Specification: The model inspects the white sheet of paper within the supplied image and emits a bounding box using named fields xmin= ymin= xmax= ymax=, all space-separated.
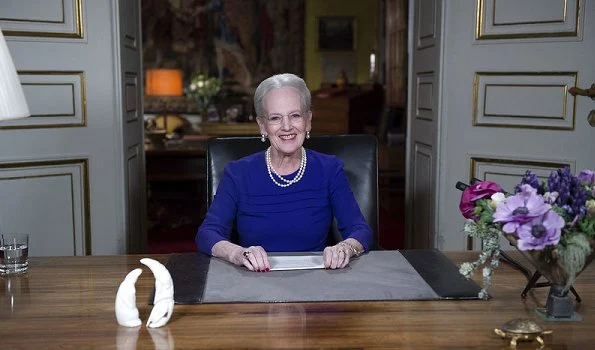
xmin=268 ymin=255 xmax=325 ymax=271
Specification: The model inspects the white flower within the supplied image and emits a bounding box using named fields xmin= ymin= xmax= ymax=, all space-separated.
xmin=543 ymin=191 xmax=559 ymax=204
xmin=489 ymin=192 xmax=506 ymax=209
xmin=482 ymin=267 xmax=491 ymax=278
xmin=459 ymin=262 xmax=474 ymax=277
xmin=185 ymin=74 xmax=222 ymax=111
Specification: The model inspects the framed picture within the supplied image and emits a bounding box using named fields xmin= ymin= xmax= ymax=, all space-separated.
xmin=318 ymin=16 xmax=356 ymax=51
xmin=225 ymin=104 xmax=244 ymax=122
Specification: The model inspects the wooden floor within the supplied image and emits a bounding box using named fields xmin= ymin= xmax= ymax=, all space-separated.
xmin=1 ymin=252 xmax=594 ymax=348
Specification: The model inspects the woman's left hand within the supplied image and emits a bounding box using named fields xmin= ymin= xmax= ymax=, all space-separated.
xmin=323 ymin=244 xmax=351 ymax=269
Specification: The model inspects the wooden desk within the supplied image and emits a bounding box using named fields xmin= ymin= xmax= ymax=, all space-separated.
xmin=1 ymin=252 xmax=593 ymax=348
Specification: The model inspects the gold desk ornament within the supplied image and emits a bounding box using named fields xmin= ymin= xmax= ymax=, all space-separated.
xmin=336 ymin=70 xmax=348 ymax=89
xmin=494 ymin=318 xmax=552 ymax=348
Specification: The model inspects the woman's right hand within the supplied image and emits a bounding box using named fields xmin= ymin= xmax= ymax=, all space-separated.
xmin=235 ymin=245 xmax=270 ymax=272
xmin=212 ymin=241 xmax=270 ymax=272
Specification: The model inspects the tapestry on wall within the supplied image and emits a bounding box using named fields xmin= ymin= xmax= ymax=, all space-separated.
xmin=142 ymin=0 xmax=305 ymax=98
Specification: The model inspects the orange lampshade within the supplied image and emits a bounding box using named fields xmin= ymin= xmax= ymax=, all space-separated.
xmin=145 ymin=68 xmax=183 ymax=96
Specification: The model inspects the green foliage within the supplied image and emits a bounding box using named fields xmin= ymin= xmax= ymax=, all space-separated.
xmin=578 ymin=216 xmax=595 ymax=238
xmin=551 ymin=205 xmax=573 ymax=223
xmin=185 ymin=74 xmax=222 ymax=111
xmin=557 ymin=232 xmax=592 ymax=291
xmin=464 ymin=219 xmax=499 ymax=240
xmin=474 ymin=199 xmax=495 ymax=225
xmin=460 ymin=220 xmax=501 ymax=300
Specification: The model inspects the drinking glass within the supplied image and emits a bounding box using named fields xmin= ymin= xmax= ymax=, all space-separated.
xmin=0 ymin=233 xmax=29 ymax=275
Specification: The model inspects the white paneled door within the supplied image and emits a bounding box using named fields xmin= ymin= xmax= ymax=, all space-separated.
xmin=408 ymin=0 xmax=595 ymax=250
xmin=406 ymin=0 xmax=443 ymax=249
xmin=118 ymin=0 xmax=147 ymax=254
xmin=0 ymin=1 xmax=145 ymax=255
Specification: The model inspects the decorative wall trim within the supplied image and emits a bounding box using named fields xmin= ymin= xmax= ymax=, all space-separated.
xmin=127 ymin=145 xmax=141 ymax=253
xmin=412 ymin=142 xmax=433 ymax=248
xmin=125 ymin=73 xmax=139 ymax=122
xmin=415 ymin=71 xmax=435 ymax=121
xmin=476 ymin=0 xmax=581 ymax=40
xmin=416 ymin=0 xmax=437 ymax=49
xmin=0 ymin=71 xmax=87 ymax=130
xmin=123 ymin=0 xmax=138 ymax=50
xmin=0 ymin=0 xmax=84 ymax=39
xmin=473 ymin=72 xmax=577 ymax=130
xmin=0 ymin=158 xmax=91 ymax=255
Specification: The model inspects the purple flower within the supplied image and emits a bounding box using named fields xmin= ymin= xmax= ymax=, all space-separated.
xmin=514 ymin=170 xmax=544 ymax=194
xmin=578 ymin=170 xmax=595 ymax=186
xmin=515 ymin=210 xmax=564 ymax=250
xmin=493 ymin=185 xmax=551 ymax=235
xmin=546 ymin=167 xmax=589 ymax=217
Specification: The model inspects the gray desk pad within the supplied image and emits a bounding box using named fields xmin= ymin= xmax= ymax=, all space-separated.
xmin=162 ymin=249 xmax=481 ymax=304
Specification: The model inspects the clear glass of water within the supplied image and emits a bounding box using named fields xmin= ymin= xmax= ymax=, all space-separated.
xmin=0 ymin=233 xmax=29 ymax=275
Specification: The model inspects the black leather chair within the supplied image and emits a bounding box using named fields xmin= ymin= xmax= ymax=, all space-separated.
xmin=205 ymin=134 xmax=378 ymax=250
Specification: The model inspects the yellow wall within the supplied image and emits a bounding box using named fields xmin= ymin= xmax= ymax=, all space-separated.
xmin=304 ymin=0 xmax=378 ymax=90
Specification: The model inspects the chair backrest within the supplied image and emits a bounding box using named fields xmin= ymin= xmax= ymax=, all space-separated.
xmin=206 ymin=134 xmax=378 ymax=249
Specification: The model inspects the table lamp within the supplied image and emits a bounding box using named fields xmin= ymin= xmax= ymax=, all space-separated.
xmin=0 ymin=26 xmax=30 ymax=121
xmin=145 ymin=68 xmax=184 ymax=136
xmin=0 ymin=26 xmax=30 ymax=257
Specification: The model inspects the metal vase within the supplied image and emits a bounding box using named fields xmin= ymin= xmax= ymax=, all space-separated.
xmin=504 ymin=234 xmax=595 ymax=319
xmin=545 ymin=284 xmax=574 ymax=318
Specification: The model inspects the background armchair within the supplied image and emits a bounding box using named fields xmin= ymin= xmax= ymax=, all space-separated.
xmin=206 ymin=134 xmax=378 ymax=249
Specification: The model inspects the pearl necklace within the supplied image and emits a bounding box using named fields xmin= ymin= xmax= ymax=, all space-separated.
xmin=265 ymin=146 xmax=307 ymax=187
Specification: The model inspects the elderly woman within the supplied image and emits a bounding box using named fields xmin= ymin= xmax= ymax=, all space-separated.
xmin=196 ymin=73 xmax=373 ymax=271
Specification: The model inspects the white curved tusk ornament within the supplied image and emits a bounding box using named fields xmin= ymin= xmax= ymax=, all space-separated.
xmin=140 ymin=258 xmax=175 ymax=328
xmin=115 ymin=268 xmax=143 ymax=327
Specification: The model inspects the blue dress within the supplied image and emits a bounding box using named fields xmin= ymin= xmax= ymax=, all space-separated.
xmin=195 ymin=149 xmax=373 ymax=254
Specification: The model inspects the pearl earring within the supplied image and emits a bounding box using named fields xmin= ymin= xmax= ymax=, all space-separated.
xmin=261 ymin=134 xmax=266 ymax=143
xmin=306 ymin=131 xmax=310 ymax=139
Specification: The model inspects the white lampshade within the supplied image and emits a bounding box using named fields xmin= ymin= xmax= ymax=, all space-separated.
xmin=0 ymin=26 xmax=30 ymax=120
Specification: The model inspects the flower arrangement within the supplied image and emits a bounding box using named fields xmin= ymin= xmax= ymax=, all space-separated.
xmin=184 ymin=73 xmax=222 ymax=114
xmin=458 ymin=167 xmax=595 ymax=299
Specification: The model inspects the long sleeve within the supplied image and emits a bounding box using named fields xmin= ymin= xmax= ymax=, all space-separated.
xmin=328 ymin=159 xmax=373 ymax=252
xmin=195 ymin=150 xmax=373 ymax=254
xmin=195 ymin=165 xmax=238 ymax=254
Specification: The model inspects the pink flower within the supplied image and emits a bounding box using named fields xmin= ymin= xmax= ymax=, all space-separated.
xmin=459 ymin=181 xmax=504 ymax=220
